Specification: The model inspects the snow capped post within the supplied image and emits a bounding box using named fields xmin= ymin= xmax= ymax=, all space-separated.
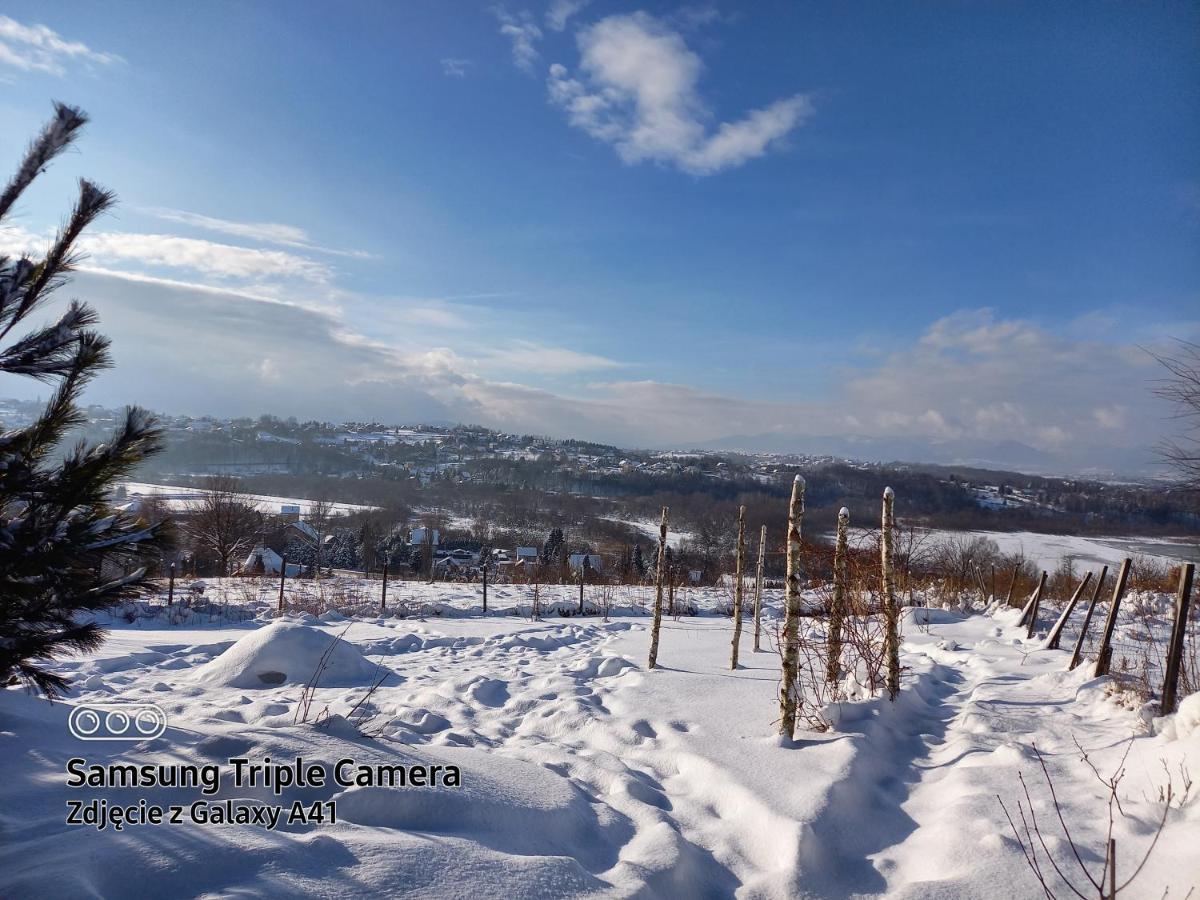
xmin=828 ymin=507 xmax=850 ymax=684
xmin=730 ymin=505 xmax=746 ymax=669
xmin=780 ymin=475 xmax=805 ymax=737
xmin=753 ymin=525 xmax=766 ymax=652
xmin=881 ymin=487 xmax=900 ymax=701
xmin=648 ymin=506 xmax=669 ymax=669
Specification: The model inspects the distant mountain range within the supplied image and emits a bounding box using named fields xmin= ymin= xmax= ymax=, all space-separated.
xmin=671 ymin=433 xmax=1159 ymax=479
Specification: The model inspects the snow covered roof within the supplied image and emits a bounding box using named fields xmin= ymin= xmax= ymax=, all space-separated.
xmin=240 ymin=547 xmax=299 ymax=576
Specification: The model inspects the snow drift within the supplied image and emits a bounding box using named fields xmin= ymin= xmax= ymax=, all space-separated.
xmin=192 ymin=621 xmax=387 ymax=688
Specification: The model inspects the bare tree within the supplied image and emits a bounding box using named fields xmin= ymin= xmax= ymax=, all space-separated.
xmin=1153 ymin=339 xmax=1200 ymax=488
xmin=189 ymin=476 xmax=262 ymax=575
xmin=307 ymin=498 xmax=334 ymax=578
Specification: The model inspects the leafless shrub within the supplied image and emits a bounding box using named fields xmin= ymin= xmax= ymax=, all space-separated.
xmin=998 ymin=740 xmax=1180 ymax=899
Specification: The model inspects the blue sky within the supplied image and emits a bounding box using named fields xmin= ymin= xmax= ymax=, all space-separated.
xmin=0 ymin=2 xmax=1197 ymax=471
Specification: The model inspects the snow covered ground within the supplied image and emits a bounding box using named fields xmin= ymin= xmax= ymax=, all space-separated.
xmin=2 ymin=592 xmax=1198 ymax=898
xmin=115 ymin=482 xmax=379 ymax=515
xmin=845 ymin=526 xmax=1199 ymax=571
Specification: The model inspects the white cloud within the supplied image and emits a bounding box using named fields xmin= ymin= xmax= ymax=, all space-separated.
xmin=440 ymin=57 xmax=473 ymax=78
xmin=480 ymin=340 xmax=623 ymax=374
xmin=547 ymin=12 xmax=812 ymax=175
xmin=77 ymin=232 xmax=332 ymax=283
xmin=546 ymin=0 xmax=591 ymax=31
xmin=141 ymin=207 xmax=369 ymax=258
xmin=0 ymin=15 xmax=120 ymax=76
xmin=494 ymin=9 xmax=542 ymax=73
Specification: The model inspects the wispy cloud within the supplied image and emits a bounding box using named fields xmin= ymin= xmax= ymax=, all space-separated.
xmin=480 ymin=340 xmax=623 ymax=374
xmin=0 ymin=224 xmax=331 ymax=284
xmin=547 ymin=12 xmax=812 ymax=175
xmin=440 ymin=57 xmax=473 ymax=78
xmin=546 ymin=0 xmax=591 ymax=32
xmin=494 ymin=8 xmax=542 ymax=73
xmin=141 ymin=207 xmax=370 ymax=258
xmin=0 ymin=15 xmax=121 ymax=76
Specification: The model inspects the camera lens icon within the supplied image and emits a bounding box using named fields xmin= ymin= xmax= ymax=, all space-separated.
xmin=69 ymin=703 xmax=167 ymax=741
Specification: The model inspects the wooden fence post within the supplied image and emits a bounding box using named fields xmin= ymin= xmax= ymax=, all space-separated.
xmin=1018 ymin=571 xmax=1045 ymax=627
xmin=1160 ymin=562 xmax=1195 ymax=715
xmin=1023 ymin=571 xmax=1048 ymax=639
xmin=1068 ymin=565 xmax=1107 ymax=671
xmin=1093 ymin=558 xmax=1132 ymax=678
xmin=381 ymin=561 xmax=389 ymax=613
xmin=780 ymin=476 xmax=805 ymax=735
xmin=648 ymin=506 xmax=669 ymax=669
xmin=278 ymin=555 xmax=287 ymax=613
xmin=1044 ymin=571 xmax=1093 ymax=650
xmin=481 ymin=561 xmax=488 ymax=614
xmin=730 ymin=505 xmax=746 ymax=670
xmin=1004 ymin=565 xmax=1019 ymax=608
xmin=167 ymin=561 xmax=175 ymax=607
xmin=752 ymin=525 xmax=766 ymax=652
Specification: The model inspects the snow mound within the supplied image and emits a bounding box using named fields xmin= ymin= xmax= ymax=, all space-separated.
xmin=192 ymin=622 xmax=386 ymax=688
xmin=1171 ymin=692 xmax=1200 ymax=740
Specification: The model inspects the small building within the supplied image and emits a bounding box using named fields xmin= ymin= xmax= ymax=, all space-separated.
xmin=279 ymin=504 xmax=301 ymax=522
xmin=515 ymin=547 xmax=539 ymax=563
xmin=409 ymin=527 xmax=440 ymax=547
xmin=568 ymin=553 xmax=603 ymax=574
xmin=240 ymin=547 xmax=302 ymax=577
xmin=286 ymin=521 xmax=320 ymax=545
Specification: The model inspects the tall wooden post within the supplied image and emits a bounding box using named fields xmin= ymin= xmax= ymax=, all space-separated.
xmin=780 ymin=476 xmax=805 ymax=736
xmin=277 ymin=554 xmax=287 ymax=613
xmin=752 ymin=525 xmax=766 ymax=652
xmin=648 ymin=507 xmax=669 ymax=669
xmin=578 ymin=558 xmax=586 ymax=614
xmin=481 ymin=561 xmax=488 ymax=614
xmin=1004 ymin=565 xmax=1019 ymax=608
xmin=730 ymin=505 xmax=746 ymax=670
xmin=1160 ymin=563 xmax=1195 ymax=715
xmin=881 ymin=486 xmax=900 ymax=701
xmin=381 ymin=561 xmax=389 ymax=613
xmin=1068 ymin=565 xmax=1107 ymax=671
xmin=1023 ymin=571 xmax=1048 ymax=639
xmin=167 ymin=562 xmax=175 ymax=607
xmin=1093 ymin=558 xmax=1132 ymax=677
xmin=828 ymin=507 xmax=849 ymax=684
xmin=1044 ymin=571 xmax=1092 ymax=650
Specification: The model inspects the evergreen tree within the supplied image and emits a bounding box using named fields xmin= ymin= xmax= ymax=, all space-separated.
xmin=0 ymin=104 xmax=171 ymax=697
xmin=632 ymin=543 xmax=646 ymax=579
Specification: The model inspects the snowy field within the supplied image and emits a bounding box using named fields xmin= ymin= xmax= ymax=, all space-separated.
xmin=844 ymin=526 xmax=1200 ymax=571
xmin=116 ymin=482 xmax=379 ymax=515
xmin=2 ymin=583 xmax=1199 ymax=898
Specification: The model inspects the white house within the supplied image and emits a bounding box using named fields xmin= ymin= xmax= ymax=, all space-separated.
xmin=240 ymin=547 xmax=302 ymax=577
